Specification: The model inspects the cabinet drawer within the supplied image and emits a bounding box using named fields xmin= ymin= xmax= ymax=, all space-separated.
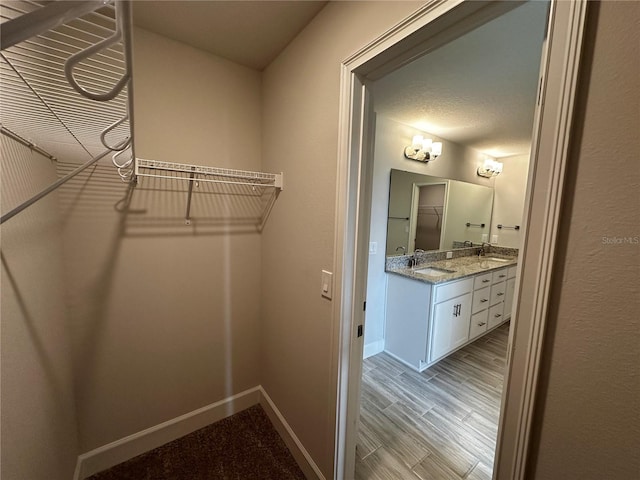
xmin=474 ymin=272 xmax=493 ymax=290
xmin=472 ymin=286 xmax=491 ymax=314
xmin=507 ymin=265 xmax=517 ymax=279
xmin=492 ymin=268 xmax=509 ymax=284
xmin=488 ymin=302 xmax=505 ymax=329
xmin=490 ymin=281 xmax=506 ymax=305
xmin=434 ymin=278 xmax=473 ymax=303
xmin=469 ymin=309 xmax=489 ymax=340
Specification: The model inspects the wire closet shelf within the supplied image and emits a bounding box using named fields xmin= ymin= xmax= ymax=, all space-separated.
xmin=1 ymin=1 xmax=284 ymax=228
xmin=135 ymin=159 xmax=284 ymax=190
xmin=135 ymin=158 xmax=284 ymax=227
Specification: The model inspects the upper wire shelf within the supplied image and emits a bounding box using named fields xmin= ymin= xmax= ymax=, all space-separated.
xmin=1 ymin=1 xmax=133 ymax=163
xmin=136 ymin=158 xmax=284 ymax=190
xmin=0 ymin=0 xmax=136 ymax=224
xmin=134 ymin=158 xmax=283 ymax=227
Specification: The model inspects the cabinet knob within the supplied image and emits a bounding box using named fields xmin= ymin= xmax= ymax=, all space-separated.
xmin=480 ymin=299 xmax=488 ymax=303
xmin=482 ymin=279 xmax=490 ymax=283
xmin=494 ymin=313 xmax=502 ymax=318
xmin=478 ymin=322 xmax=486 ymax=326
xmin=497 ymin=292 xmax=504 ymax=296
xmin=499 ymin=274 xmax=506 ymax=278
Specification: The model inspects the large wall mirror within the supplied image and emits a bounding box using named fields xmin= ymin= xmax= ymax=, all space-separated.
xmin=386 ymin=169 xmax=494 ymax=255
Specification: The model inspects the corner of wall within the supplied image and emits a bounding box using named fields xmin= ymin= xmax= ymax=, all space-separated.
xmin=258 ymin=387 xmax=326 ymax=480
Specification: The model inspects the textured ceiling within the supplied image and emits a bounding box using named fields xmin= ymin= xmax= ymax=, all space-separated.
xmin=372 ymin=1 xmax=549 ymax=158
xmin=132 ymin=1 xmax=327 ymax=71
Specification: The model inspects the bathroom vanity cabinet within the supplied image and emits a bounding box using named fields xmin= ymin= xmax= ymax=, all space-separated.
xmin=385 ymin=264 xmax=516 ymax=371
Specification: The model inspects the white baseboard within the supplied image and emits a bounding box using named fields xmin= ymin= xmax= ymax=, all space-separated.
xmin=74 ymin=386 xmax=260 ymax=480
xmin=258 ymin=387 xmax=326 ymax=480
xmin=363 ymin=339 xmax=384 ymax=359
xmin=73 ymin=385 xmax=324 ymax=480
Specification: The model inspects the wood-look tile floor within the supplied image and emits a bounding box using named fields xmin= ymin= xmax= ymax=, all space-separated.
xmin=356 ymin=322 xmax=509 ymax=480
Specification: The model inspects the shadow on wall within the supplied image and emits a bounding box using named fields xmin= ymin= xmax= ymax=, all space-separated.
xmin=57 ymin=163 xmax=136 ymax=408
xmin=1 ymin=252 xmax=69 ymax=414
xmin=55 ymin=156 xmax=267 ymax=453
xmin=57 ymin=162 xmax=280 ymax=237
xmin=126 ymin=175 xmax=279 ymax=237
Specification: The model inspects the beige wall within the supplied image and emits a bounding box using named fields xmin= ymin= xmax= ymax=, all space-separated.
xmin=3 ymin=2 xmax=637 ymax=479
xmin=260 ymin=3 xmax=424 ymax=477
xmin=491 ymin=153 xmax=529 ymax=248
xmin=263 ymin=1 xmax=639 ymax=477
xmin=61 ymin=28 xmax=264 ymax=452
xmin=1 ymin=138 xmax=79 ymax=479
xmin=529 ymin=1 xmax=640 ymax=478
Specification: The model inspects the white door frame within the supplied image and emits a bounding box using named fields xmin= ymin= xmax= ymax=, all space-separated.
xmin=331 ymin=1 xmax=588 ymax=479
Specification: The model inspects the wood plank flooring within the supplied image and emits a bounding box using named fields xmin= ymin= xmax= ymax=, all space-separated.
xmin=356 ymin=322 xmax=509 ymax=480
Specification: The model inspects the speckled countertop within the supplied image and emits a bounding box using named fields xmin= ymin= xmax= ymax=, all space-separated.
xmin=387 ymin=254 xmax=518 ymax=285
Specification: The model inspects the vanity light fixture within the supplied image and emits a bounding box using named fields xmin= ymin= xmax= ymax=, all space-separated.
xmin=477 ymin=158 xmax=503 ymax=178
xmin=404 ymin=135 xmax=443 ymax=162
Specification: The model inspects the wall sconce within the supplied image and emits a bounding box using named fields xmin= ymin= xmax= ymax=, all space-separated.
xmin=404 ymin=135 xmax=443 ymax=162
xmin=477 ymin=158 xmax=503 ymax=177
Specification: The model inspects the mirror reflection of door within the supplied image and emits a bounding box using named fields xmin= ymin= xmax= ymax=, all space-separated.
xmin=410 ymin=183 xmax=446 ymax=251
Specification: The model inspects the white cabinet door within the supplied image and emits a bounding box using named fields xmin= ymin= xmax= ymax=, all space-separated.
xmin=504 ymin=277 xmax=516 ymax=319
xmin=429 ymin=292 xmax=472 ymax=363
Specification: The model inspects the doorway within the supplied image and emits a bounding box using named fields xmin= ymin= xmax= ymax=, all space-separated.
xmin=333 ymin=1 xmax=588 ymax=479
xmin=357 ymin=2 xmax=548 ymax=477
xmin=410 ymin=183 xmax=446 ymax=252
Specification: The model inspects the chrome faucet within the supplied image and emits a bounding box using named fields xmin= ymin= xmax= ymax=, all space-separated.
xmin=412 ymin=248 xmax=425 ymax=268
xmin=478 ymin=242 xmax=491 ymax=257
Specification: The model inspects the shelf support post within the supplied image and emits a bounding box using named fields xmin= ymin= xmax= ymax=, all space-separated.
xmin=185 ymin=166 xmax=196 ymax=225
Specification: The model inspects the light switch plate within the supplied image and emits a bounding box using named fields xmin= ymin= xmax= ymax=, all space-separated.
xmin=369 ymin=242 xmax=377 ymax=254
xmin=492 ymin=234 xmax=499 ymax=244
xmin=482 ymin=233 xmax=488 ymax=242
xmin=321 ymin=270 xmax=333 ymax=299
xmin=446 ymin=251 xmax=453 ymax=259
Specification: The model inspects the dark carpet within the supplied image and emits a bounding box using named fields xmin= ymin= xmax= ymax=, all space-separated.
xmin=86 ymin=405 xmax=306 ymax=480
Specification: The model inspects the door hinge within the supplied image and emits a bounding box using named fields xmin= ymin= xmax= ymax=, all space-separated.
xmin=357 ymin=325 xmax=363 ymax=337
xmin=537 ymin=75 xmax=544 ymax=105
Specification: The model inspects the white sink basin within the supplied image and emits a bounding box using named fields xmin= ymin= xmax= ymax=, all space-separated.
xmin=483 ymin=257 xmax=510 ymax=263
xmin=414 ymin=267 xmax=455 ymax=277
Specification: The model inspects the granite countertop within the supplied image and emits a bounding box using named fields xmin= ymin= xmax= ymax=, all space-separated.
xmin=387 ymin=254 xmax=518 ymax=285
